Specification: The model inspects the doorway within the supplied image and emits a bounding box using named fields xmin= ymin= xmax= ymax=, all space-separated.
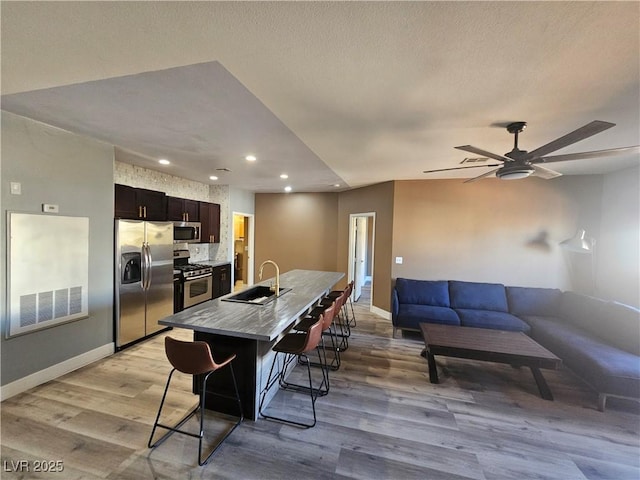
xmin=233 ymin=213 xmax=254 ymax=291
xmin=348 ymin=213 xmax=375 ymax=307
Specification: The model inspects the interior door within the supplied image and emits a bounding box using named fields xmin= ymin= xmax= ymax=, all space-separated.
xmin=233 ymin=213 xmax=254 ymax=288
xmin=354 ymin=216 xmax=367 ymax=301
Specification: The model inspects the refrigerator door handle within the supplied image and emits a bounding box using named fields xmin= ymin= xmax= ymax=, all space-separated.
xmin=141 ymin=243 xmax=151 ymax=291
xmin=145 ymin=243 xmax=153 ymax=290
xmin=140 ymin=243 xmax=146 ymax=291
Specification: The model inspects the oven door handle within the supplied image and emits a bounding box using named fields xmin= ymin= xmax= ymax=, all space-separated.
xmin=184 ymin=273 xmax=212 ymax=281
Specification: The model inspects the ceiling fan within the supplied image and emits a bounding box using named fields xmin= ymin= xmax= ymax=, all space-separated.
xmin=424 ymin=121 xmax=640 ymax=183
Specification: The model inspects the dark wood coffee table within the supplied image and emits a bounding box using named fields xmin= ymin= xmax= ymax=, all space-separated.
xmin=420 ymin=323 xmax=562 ymax=400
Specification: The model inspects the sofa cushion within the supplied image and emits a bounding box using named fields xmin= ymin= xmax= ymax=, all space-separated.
xmin=396 ymin=304 xmax=460 ymax=330
xmin=525 ymin=315 xmax=640 ymax=399
xmin=395 ymin=278 xmax=450 ymax=307
xmin=506 ymin=286 xmax=562 ymax=316
xmin=449 ymin=280 xmax=508 ymax=312
xmin=455 ymin=309 xmax=531 ymax=332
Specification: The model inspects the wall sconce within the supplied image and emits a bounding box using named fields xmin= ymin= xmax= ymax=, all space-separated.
xmin=560 ymin=229 xmax=595 ymax=254
xmin=560 ymin=228 xmax=597 ymax=294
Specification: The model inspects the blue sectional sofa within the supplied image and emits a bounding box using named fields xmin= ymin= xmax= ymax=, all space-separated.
xmin=391 ymin=278 xmax=640 ymax=411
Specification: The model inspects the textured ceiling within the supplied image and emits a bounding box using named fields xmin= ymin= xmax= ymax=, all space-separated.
xmin=2 ymin=2 xmax=639 ymax=192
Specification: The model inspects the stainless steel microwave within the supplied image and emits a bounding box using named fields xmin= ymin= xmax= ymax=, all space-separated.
xmin=173 ymin=221 xmax=201 ymax=243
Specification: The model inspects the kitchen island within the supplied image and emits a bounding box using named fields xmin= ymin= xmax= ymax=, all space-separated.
xmin=159 ymin=269 xmax=344 ymax=420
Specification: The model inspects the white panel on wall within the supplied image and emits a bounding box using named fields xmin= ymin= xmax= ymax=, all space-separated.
xmin=7 ymin=213 xmax=89 ymax=337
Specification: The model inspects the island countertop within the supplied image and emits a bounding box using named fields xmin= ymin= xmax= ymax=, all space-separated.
xmin=159 ymin=269 xmax=344 ymax=341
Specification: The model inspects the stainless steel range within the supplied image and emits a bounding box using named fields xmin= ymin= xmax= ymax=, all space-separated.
xmin=173 ymin=244 xmax=213 ymax=310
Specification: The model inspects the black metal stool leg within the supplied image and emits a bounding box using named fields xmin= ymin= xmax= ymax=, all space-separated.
xmin=348 ymin=296 xmax=357 ymax=327
xmin=149 ymin=366 xmax=243 ymax=466
xmin=259 ymin=351 xmax=325 ymax=428
xmin=288 ymin=339 xmax=331 ymax=395
xmin=197 ymin=365 xmax=244 ymax=466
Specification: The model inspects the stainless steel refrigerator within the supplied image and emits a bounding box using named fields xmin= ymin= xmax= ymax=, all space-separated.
xmin=115 ymin=219 xmax=173 ymax=348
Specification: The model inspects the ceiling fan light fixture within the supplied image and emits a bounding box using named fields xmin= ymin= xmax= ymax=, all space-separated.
xmin=495 ymin=165 xmax=535 ymax=180
xmin=433 ymin=120 xmax=629 ymax=183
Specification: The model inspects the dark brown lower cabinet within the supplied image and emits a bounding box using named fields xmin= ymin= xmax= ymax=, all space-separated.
xmin=212 ymin=264 xmax=232 ymax=299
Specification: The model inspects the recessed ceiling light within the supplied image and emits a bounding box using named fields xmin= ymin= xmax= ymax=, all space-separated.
xmin=333 ymin=184 xmax=340 ymax=187
xmin=245 ymin=155 xmax=257 ymax=162
xmin=280 ymin=174 xmax=289 ymax=179
xmin=158 ymin=159 xmax=170 ymax=165
xmin=284 ymin=186 xmax=292 ymax=192
xmin=209 ymin=175 xmax=218 ymax=181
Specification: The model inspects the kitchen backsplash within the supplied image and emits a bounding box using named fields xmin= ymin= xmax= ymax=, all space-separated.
xmin=114 ymin=161 xmax=230 ymax=263
xmin=114 ymin=162 xmax=210 ymax=200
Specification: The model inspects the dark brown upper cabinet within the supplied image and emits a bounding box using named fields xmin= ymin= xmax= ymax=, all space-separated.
xmin=115 ymin=184 xmax=167 ymax=221
xmin=199 ymin=201 xmax=221 ymax=243
xmin=167 ymin=196 xmax=200 ymax=222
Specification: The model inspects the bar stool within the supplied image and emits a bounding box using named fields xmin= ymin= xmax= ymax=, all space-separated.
xmin=148 ymin=336 xmax=243 ymax=466
xmin=344 ymin=281 xmax=357 ymax=327
xmin=258 ymin=316 xmax=327 ymax=428
xmin=320 ymin=289 xmax=350 ymax=352
xmin=294 ymin=301 xmax=339 ymax=376
xmin=327 ymin=281 xmax=356 ymax=327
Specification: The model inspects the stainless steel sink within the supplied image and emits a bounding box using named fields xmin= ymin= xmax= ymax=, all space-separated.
xmin=221 ymin=285 xmax=292 ymax=305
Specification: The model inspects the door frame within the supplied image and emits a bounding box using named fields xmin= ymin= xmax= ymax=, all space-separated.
xmin=232 ymin=212 xmax=255 ymax=287
xmin=348 ymin=212 xmax=375 ymax=308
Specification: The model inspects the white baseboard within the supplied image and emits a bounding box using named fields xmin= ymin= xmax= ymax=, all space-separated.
xmin=0 ymin=343 xmax=115 ymax=401
xmin=371 ymin=305 xmax=390 ymax=320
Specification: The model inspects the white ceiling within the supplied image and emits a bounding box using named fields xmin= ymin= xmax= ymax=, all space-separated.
xmin=2 ymin=2 xmax=639 ymax=192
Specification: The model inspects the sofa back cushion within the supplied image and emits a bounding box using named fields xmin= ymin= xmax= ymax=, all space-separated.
xmin=506 ymin=286 xmax=562 ymax=316
xmin=395 ymin=278 xmax=450 ymax=307
xmin=596 ymin=301 xmax=640 ymax=356
xmin=449 ymin=280 xmax=508 ymax=312
xmin=560 ymin=291 xmax=614 ymax=339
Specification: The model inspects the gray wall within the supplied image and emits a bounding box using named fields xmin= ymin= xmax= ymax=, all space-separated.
xmin=1 ymin=112 xmax=115 ymax=385
xmin=230 ymin=187 xmax=255 ymax=217
xmin=597 ymin=166 xmax=640 ymax=307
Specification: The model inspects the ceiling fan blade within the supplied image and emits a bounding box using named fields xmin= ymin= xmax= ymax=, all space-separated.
xmin=463 ymin=168 xmax=500 ymax=183
xmin=535 ymin=145 xmax=640 ymax=164
xmin=455 ymin=145 xmax=511 ymax=162
xmin=423 ymin=164 xmax=501 ymax=174
xmin=526 ymin=120 xmax=616 ymax=159
xmin=532 ymin=164 xmax=562 ymax=180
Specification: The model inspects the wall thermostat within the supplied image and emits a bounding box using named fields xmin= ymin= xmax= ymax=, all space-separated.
xmin=42 ymin=204 xmax=59 ymax=213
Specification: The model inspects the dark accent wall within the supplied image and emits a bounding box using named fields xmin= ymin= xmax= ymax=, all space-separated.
xmin=1 ymin=112 xmax=114 ymax=385
xmin=391 ymin=176 xmax=603 ymax=291
xmin=254 ymin=175 xmax=638 ymax=316
xmin=337 ymin=182 xmax=395 ymax=311
xmin=255 ymin=192 xmax=339 ymax=278
xmin=255 ymin=184 xmax=395 ymax=311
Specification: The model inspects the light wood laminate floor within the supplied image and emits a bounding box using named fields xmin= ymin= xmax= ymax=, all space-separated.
xmin=2 ymin=285 xmax=639 ymax=479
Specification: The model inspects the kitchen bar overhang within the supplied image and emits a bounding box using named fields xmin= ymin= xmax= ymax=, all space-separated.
xmin=159 ymin=269 xmax=344 ymax=420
